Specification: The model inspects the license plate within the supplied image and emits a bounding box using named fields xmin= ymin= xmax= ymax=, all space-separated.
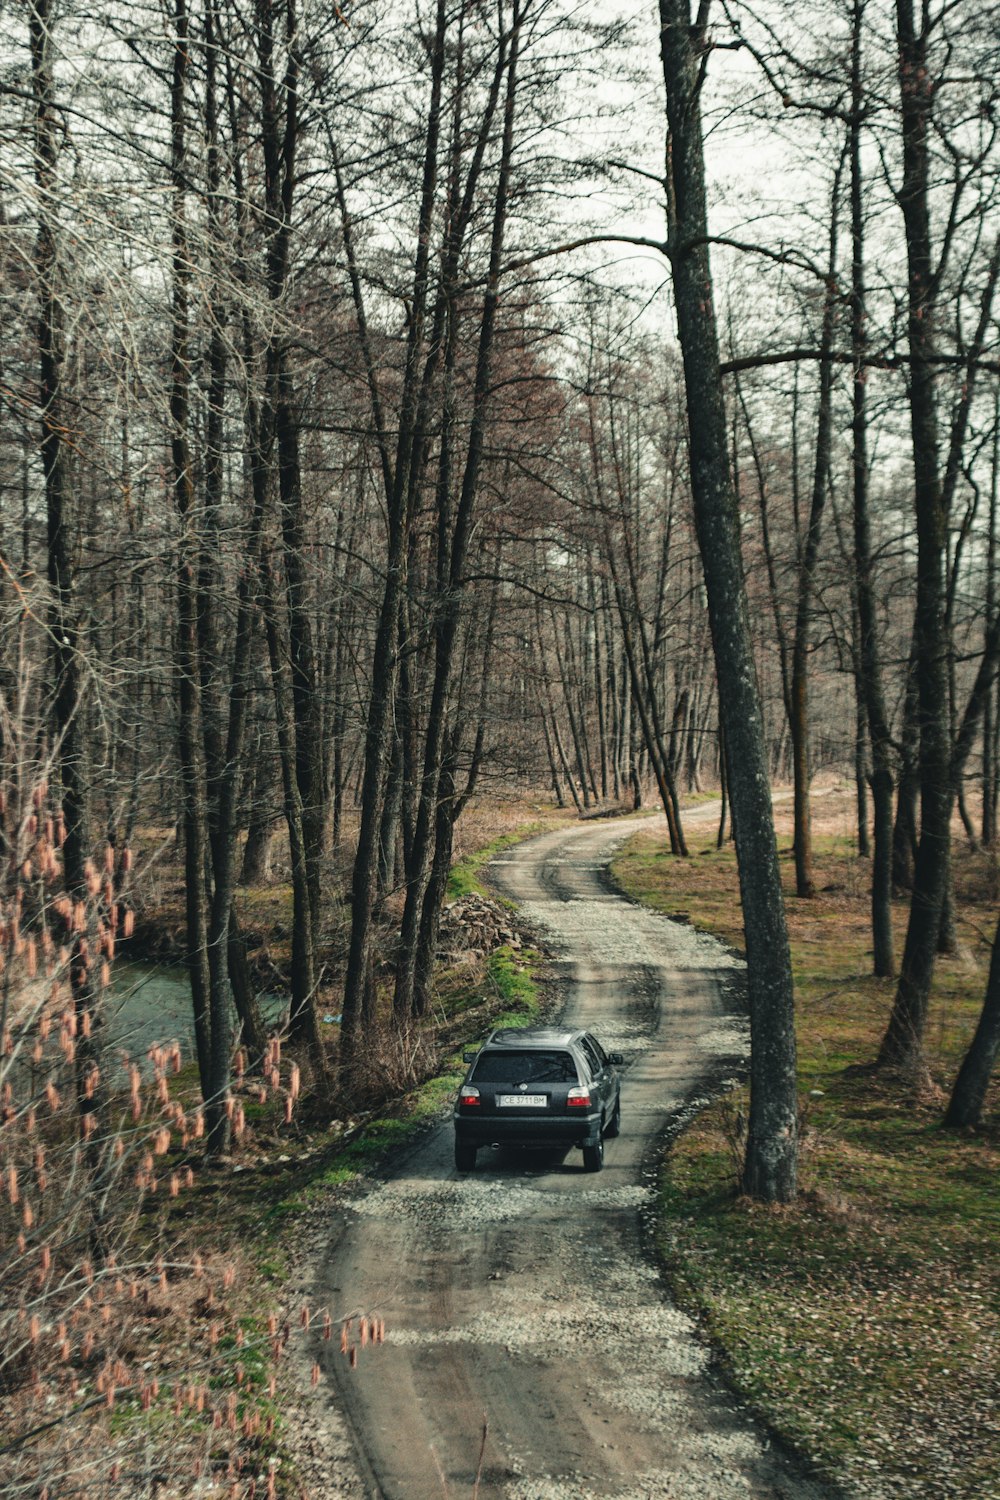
xmin=498 ymin=1094 xmax=546 ymax=1108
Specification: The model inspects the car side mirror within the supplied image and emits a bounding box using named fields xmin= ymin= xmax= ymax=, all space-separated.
xmin=609 ymin=1052 xmax=624 ymax=1066
xmin=463 ymin=1050 xmax=478 ymax=1063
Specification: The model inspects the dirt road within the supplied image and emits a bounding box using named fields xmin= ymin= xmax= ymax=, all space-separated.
xmin=315 ymin=814 xmax=836 ymax=1500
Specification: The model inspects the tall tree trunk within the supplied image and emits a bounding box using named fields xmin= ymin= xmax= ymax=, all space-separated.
xmin=394 ymin=14 xmax=522 ymax=1021
xmin=199 ymin=0 xmax=270 ymax=1120
xmin=538 ymin=608 xmax=583 ymax=813
xmin=606 ymin=554 xmax=686 ymax=852
xmin=262 ymin=558 xmax=326 ymax=1074
xmin=168 ymin=0 xmax=214 ymax=1103
xmin=241 ymin=735 xmax=279 ymax=884
xmin=340 ymin=0 xmax=449 ymax=1084
xmin=849 ymin=0 xmax=894 ymax=974
xmin=257 ymin=0 xmax=326 ymax=1035
xmin=539 ymin=700 xmax=565 ymax=806
xmin=413 ymin=692 xmax=490 ymax=1019
xmin=378 ymin=723 xmax=404 ymax=902
xmin=275 ymin=368 xmax=324 ymax=929
xmin=984 ymin=398 xmax=999 ymax=848
xmin=597 ymin=397 xmax=688 ymax=851
xmin=602 ymin=580 xmax=623 ymax=799
xmin=736 ymin=378 xmax=791 ymax=727
xmin=878 ymin=0 xmax=952 ymax=1073
xmin=590 ymin=566 xmax=610 ymax=800
xmin=659 ymin=0 xmax=797 ymax=1202
xmin=552 ymin=614 xmax=592 ymax=809
xmin=790 ymin=156 xmax=843 ymax=899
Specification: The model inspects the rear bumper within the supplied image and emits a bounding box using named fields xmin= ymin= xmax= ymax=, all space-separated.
xmin=453 ymin=1110 xmax=601 ymax=1149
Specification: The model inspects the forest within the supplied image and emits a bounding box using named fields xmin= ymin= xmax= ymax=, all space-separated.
xmin=1 ymin=0 xmax=998 ymax=1493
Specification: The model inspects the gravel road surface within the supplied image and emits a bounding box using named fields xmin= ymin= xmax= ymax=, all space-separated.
xmin=314 ymin=814 xmax=837 ymax=1500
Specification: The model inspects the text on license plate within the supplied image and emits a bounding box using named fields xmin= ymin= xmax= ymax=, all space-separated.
xmin=498 ymin=1094 xmax=547 ymax=1108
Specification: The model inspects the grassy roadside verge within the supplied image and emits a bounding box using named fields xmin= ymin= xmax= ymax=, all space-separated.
xmin=447 ymin=826 xmax=546 ymax=900
xmin=611 ymin=805 xmax=1000 ymax=1499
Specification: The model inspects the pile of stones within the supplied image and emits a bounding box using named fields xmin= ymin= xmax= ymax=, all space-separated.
xmin=436 ymin=892 xmax=522 ymax=961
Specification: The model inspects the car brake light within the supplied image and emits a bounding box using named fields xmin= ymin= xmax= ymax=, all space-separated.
xmin=567 ymin=1087 xmax=590 ymax=1108
xmin=459 ymin=1086 xmax=481 ymax=1107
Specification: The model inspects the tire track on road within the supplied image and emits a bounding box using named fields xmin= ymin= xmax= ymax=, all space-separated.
xmin=315 ymin=814 xmax=839 ymax=1500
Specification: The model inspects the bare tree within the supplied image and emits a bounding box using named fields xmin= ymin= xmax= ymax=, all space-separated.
xmin=659 ymin=0 xmax=798 ymax=1201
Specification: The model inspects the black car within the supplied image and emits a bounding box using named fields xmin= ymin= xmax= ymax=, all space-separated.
xmin=453 ymin=1026 xmax=624 ymax=1174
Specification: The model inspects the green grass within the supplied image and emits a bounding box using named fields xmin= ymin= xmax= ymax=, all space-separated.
xmin=613 ymin=815 xmax=1000 ymax=1498
xmin=447 ymin=825 xmax=547 ymax=900
xmin=484 ymin=944 xmax=541 ymax=1018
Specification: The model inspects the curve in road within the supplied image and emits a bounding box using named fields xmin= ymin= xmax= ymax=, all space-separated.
xmin=316 ymin=815 xmax=836 ymax=1500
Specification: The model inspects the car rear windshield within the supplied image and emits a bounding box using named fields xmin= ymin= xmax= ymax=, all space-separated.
xmin=471 ymin=1050 xmax=579 ymax=1084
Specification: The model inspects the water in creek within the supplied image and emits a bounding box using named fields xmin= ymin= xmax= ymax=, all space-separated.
xmin=106 ymin=962 xmax=287 ymax=1070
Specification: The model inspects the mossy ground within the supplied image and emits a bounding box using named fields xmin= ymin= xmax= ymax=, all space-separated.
xmin=612 ymin=793 xmax=1000 ymax=1498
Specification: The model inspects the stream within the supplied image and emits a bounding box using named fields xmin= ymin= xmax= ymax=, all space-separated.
xmin=106 ymin=962 xmax=286 ymax=1069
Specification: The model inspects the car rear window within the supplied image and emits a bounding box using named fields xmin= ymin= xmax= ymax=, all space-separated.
xmin=471 ymin=1050 xmax=579 ymax=1084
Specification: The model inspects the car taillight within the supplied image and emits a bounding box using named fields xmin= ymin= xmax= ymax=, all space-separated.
xmin=567 ymin=1087 xmax=590 ymax=1108
xmin=459 ymin=1086 xmax=481 ymax=1107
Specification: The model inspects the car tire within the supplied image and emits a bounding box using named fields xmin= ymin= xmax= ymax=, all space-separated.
xmin=582 ymin=1136 xmax=604 ymax=1173
xmin=605 ymin=1097 xmax=621 ymax=1138
xmin=455 ymin=1141 xmax=477 ymax=1173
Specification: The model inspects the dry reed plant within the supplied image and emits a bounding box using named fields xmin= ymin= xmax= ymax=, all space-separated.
xmin=0 ymin=701 xmax=381 ymax=1496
